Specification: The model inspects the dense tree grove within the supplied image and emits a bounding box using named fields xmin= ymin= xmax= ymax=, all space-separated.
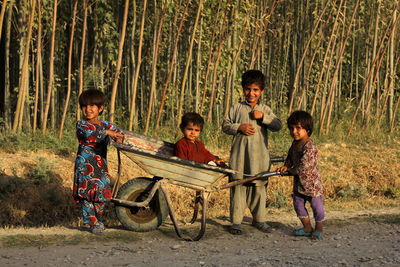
xmin=0 ymin=0 xmax=399 ymax=138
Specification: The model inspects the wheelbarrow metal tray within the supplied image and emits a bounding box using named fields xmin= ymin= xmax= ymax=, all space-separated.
xmin=112 ymin=131 xmax=236 ymax=189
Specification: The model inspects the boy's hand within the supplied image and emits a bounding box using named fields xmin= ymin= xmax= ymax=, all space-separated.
xmin=250 ymin=110 xmax=263 ymax=120
xmin=215 ymin=159 xmax=228 ymax=168
xmin=238 ymin=124 xmax=255 ymax=136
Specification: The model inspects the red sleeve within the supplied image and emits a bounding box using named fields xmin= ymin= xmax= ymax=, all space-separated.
xmin=174 ymin=138 xmax=190 ymax=160
xmin=197 ymin=141 xmax=216 ymax=163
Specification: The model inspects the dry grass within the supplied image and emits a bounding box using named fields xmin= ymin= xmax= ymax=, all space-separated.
xmin=0 ymin=138 xmax=399 ymax=227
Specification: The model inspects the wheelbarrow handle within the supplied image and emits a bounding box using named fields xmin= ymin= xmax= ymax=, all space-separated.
xmin=270 ymin=156 xmax=285 ymax=163
xmin=219 ymin=171 xmax=288 ymax=190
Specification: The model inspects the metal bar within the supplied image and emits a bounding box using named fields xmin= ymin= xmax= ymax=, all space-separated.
xmin=188 ymin=191 xmax=201 ymax=224
xmin=112 ymin=148 xmax=122 ymax=198
xmin=218 ymin=171 xmax=283 ymax=190
xmin=160 ymin=184 xmax=187 ymax=240
xmin=111 ymin=180 xmax=162 ymax=208
xmin=160 ymin=184 xmax=208 ymax=241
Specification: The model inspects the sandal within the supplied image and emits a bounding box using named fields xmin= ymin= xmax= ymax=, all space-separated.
xmin=229 ymin=224 xmax=243 ymax=235
xmin=90 ymin=224 xmax=104 ymax=235
xmin=252 ymin=221 xmax=273 ymax=233
xmin=295 ymin=229 xmax=312 ymax=237
xmin=97 ymin=222 xmax=105 ymax=231
xmin=311 ymin=231 xmax=323 ymax=240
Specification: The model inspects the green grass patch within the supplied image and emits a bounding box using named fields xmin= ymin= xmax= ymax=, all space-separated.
xmin=0 ymin=230 xmax=142 ymax=248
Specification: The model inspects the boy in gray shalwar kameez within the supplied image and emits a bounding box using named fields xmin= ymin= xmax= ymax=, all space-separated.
xmin=222 ymin=70 xmax=282 ymax=235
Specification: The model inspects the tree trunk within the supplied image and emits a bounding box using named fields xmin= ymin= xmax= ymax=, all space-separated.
xmin=349 ymin=8 xmax=399 ymax=135
xmin=388 ymin=4 xmax=397 ymax=125
xmin=144 ymin=0 xmax=167 ymax=135
xmin=177 ymin=0 xmax=202 ymax=127
xmin=59 ymin=0 xmax=78 ymax=139
xmin=77 ymin=0 xmax=88 ymax=121
xmin=195 ymin=16 xmax=202 ymax=113
xmin=0 ymin=0 xmax=7 ymax=42
xmin=199 ymin=0 xmax=222 ymax=115
xmin=12 ymin=0 xmax=36 ymax=133
xmin=288 ymin=0 xmax=331 ymax=114
xmin=109 ymin=0 xmax=129 ymax=123
xmin=42 ymin=0 xmax=57 ymax=134
xmin=3 ymin=0 xmax=12 ymax=129
xmin=207 ymin=1 xmax=230 ymax=123
xmin=33 ymin=0 xmax=42 ymax=134
xmin=311 ymin=0 xmax=343 ymax=117
xmin=153 ymin=0 xmax=191 ymax=136
xmin=128 ymin=0 xmax=147 ymax=131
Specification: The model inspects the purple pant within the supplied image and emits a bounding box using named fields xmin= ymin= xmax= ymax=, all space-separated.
xmin=293 ymin=191 xmax=325 ymax=222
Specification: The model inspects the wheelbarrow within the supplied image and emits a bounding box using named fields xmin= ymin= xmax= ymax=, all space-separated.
xmin=110 ymin=131 xmax=284 ymax=241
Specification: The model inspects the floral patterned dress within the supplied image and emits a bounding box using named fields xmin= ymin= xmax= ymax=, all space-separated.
xmin=73 ymin=120 xmax=121 ymax=203
xmin=285 ymin=139 xmax=323 ymax=197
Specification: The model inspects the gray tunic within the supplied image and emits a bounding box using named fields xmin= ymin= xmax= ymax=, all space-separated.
xmin=222 ymin=101 xmax=282 ymax=185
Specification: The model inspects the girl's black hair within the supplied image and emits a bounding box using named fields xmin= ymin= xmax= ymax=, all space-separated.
xmin=287 ymin=110 xmax=313 ymax=136
xmin=241 ymin=69 xmax=266 ymax=90
xmin=180 ymin=112 xmax=204 ymax=131
xmin=79 ymin=89 xmax=106 ymax=114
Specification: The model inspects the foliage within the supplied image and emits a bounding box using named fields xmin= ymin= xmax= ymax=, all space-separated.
xmin=1 ymin=0 xmax=399 ymax=137
xmin=28 ymin=157 xmax=55 ymax=185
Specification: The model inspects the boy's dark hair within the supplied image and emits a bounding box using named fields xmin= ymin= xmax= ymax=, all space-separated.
xmin=180 ymin=112 xmax=204 ymax=131
xmin=241 ymin=70 xmax=265 ymax=90
xmin=79 ymin=89 xmax=106 ymax=114
xmin=287 ymin=110 xmax=313 ymax=136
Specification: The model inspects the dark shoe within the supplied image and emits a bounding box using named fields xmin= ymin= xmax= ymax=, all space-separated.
xmin=229 ymin=224 xmax=243 ymax=235
xmin=252 ymin=221 xmax=273 ymax=233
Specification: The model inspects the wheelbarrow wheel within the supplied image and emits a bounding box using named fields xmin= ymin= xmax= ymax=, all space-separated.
xmin=115 ymin=177 xmax=169 ymax=232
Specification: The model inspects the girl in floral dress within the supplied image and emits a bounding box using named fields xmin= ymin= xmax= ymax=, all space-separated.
xmin=73 ymin=89 xmax=124 ymax=234
xmin=276 ymin=110 xmax=324 ymax=240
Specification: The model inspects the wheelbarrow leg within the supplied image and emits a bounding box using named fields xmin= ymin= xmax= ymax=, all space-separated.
xmin=160 ymin=184 xmax=209 ymax=241
xmin=189 ymin=191 xmax=202 ymax=224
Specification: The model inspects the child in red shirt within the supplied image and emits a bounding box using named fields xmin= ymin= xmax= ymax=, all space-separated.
xmin=174 ymin=112 xmax=224 ymax=166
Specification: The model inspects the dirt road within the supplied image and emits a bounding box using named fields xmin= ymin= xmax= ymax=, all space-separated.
xmin=1 ymin=209 xmax=399 ymax=267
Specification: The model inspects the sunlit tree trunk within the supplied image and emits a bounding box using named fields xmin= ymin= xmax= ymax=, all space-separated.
xmin=153 ymin=0 xmax=191 ymax=136
xmin=144 ymin=0 xmax=167 ymax=135
xmin=3 ymin=0 xmax=12 ymax=129
xmin=59 ymin=0 xmax=78 ymax=139
xmin=288 ymin=0 xmax=331 ymax=114
xmin=77 ymin=0 xmax=88 ymax=121
xmin=128 ymin=0 xmax=147 ymax=131
xmin=42 ymin=0 xmax=57 ymax=134
xmin=364 ymin=14 xmax=400 ymax=125
xmin=349 ymin=9 xmax=399 ymax=135
xmin=109 ymin=0 xmax=129 ymax=123
xmin=207 ymin=1 xmax=230 ymax=123
xmin=177 ymin=0 xmax=202 ymax=127
xmin=195 ymin=16 xmax=203 ymax=113
xmin=199 ymin=0 xmax=222 ymax=115
xmin=0 ymin=0 xmax=7 ymax=42
xmin=33 ymin=0 xmax=42 ymax=134
xmin=12 ymin=0 xmax=36 ymax=133
xmin=388 ymin=4 xmax=397 ymax=125
xmin=311 ymin=0 xmax=343 ymax=118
